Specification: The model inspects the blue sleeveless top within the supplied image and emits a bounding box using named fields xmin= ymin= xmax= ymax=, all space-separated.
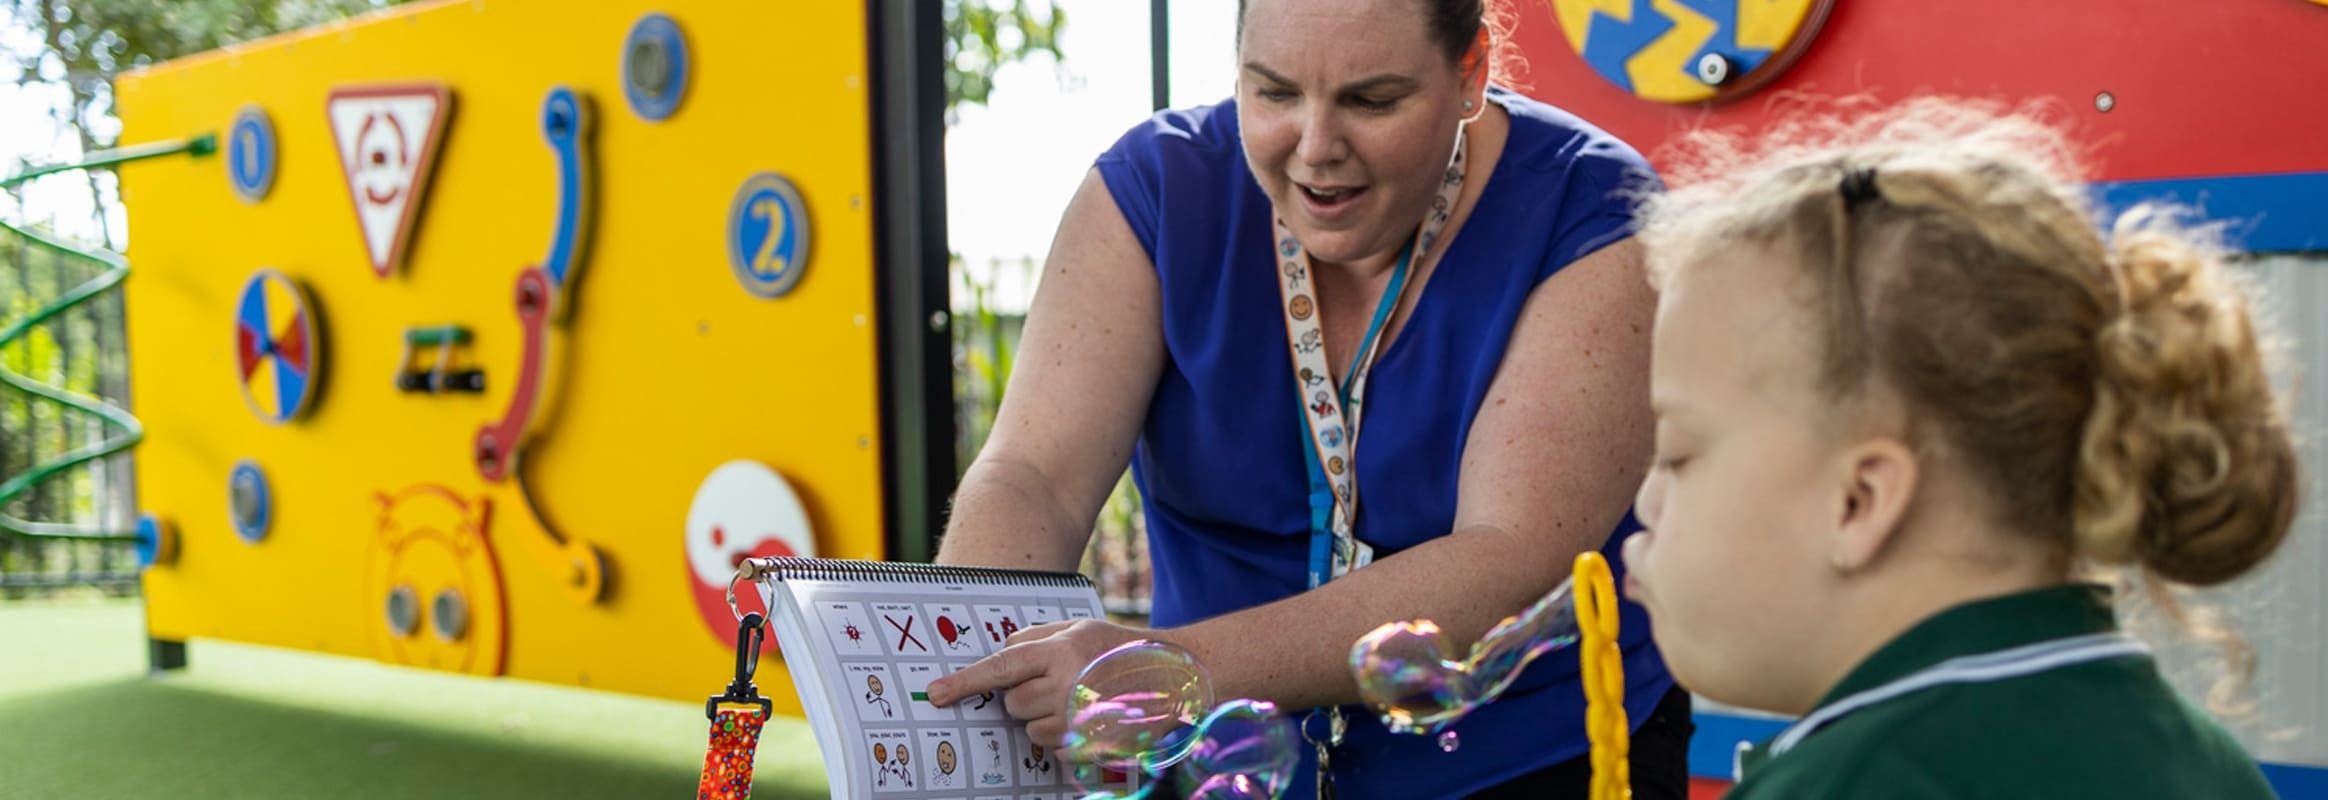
xmin=1094 ymin=89 xmax=1674 ymax=797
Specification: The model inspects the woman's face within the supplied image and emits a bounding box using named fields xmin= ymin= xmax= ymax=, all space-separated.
xmin=1623 ymin=244 xmax=1852 ymax=714
xmin=1237 ymin=0 xmax=1474 ymax=266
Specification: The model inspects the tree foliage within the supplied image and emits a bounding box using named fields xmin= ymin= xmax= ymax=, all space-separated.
xmin=6 ymin=0 xmax=402 ymax=248
xmin=943 ymin=0 xmax=1067 ymax=114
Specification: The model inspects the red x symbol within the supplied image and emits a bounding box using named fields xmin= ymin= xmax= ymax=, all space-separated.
xmin=885 ymin=614 xmax=925 ymax=652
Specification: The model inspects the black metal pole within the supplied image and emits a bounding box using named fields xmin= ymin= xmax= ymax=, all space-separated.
xmin=103 ymin=273 xmax=133 ymax=589
xmin=57 ymin=264 xmax=78 ymax=581
xmin=870 ymin=0 xmax=956 ymax=563
xmin=1151 ymin=0 xmax=1172 ymax=111
xmin=3 ymin=234 xmax=27 ymax=592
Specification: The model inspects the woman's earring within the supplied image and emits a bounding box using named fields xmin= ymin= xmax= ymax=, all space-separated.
xmin=1463 ymin=99 xmax=1475 ymax=113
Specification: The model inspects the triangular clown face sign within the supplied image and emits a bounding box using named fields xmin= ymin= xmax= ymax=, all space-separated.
xmin=328 ymin=84 xmax=453 ymax=279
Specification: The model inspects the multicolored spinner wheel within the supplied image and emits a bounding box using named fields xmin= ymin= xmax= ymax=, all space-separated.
xmin=235 ymin=269 xmax=321 ymax=423
xmin=1549 ymin=0 xmax=1835 ymax=104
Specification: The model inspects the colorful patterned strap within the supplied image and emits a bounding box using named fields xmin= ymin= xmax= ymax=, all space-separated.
xmin=697 ymin=706 xmax=769 ymax=800
xmin=700 ymin=611 xmax=774 ymax=799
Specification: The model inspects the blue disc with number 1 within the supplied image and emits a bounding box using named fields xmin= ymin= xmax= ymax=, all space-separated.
xmin=726 ymin=172 xmax=812 ymax=299
xmin=227 ymin=106 xmax=277 ymax=203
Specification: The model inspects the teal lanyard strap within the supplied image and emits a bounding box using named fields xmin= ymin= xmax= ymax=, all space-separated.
xmin=1303 ymin=240 xmax=1415 ymax=588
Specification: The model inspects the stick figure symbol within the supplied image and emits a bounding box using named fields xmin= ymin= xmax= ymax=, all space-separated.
xmin=864 ymin=674 xmax=894 ymax=717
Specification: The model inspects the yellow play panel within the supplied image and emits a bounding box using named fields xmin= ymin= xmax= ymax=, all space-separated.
xmin=118 ymin=0 xmax=891 ymax=709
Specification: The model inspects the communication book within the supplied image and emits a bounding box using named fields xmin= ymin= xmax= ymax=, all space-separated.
xmin=754 ymin=557 xmax=1111 ymax=799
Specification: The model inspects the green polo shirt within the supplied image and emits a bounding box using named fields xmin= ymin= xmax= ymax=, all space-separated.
xmin=1729 ymin=584 xmax=2273 ymax=799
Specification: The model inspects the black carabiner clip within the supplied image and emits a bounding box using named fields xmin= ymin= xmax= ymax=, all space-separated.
xmin=706 ymin=611 xmax=775 ymax=720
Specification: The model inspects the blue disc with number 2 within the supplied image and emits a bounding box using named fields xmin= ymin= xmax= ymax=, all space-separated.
xmin=726 ymin=172 xmax=812 ymax=300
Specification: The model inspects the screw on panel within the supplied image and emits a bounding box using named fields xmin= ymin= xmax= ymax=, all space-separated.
xmin=2094 ymin=92 xmax=2116 ymax=112
xmin=1695 ymin=53 xmax=1734 ymax=86
xmin=232 ymin=476 xmax=263 ymax=528
xmin=629 ymin=37 xmax=672 ymax=95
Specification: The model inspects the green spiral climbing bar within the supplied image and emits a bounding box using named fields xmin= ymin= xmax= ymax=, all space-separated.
xmin=0 ymin=133 xmax=215 ymax=541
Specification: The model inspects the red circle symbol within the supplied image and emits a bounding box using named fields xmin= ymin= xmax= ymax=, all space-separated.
xmin=685 ymin=461 xmax=817 ymax=656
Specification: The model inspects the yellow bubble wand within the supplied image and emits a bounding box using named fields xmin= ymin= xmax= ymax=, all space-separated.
xmin=1574 ymin=551 xmax=1630 ymax=800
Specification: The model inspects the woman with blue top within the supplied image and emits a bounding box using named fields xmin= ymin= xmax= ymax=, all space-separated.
xmin=925 ymin=1 xmax=1688 ymax=796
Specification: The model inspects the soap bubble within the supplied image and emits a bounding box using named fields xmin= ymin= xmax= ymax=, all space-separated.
xmin=1176 ymin=699 xmax=1298 ymax=799
xmin=1064 ymin=640 xmax=1215 ymax=775
xmin=1348 ymin=620 xmax=1470 ymax=734
xmin=1057 ymin=641 xmax=1307 ymax=798
xmin=1186 ymin=773 xmax=1278 ymax=800
xmin=1349 ymin=575 xmax=1582 ymax=735
xmin=1065 ymin=762 xmax=1155 ymax=800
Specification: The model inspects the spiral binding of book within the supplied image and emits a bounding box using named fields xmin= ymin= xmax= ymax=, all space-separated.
xmin=739 ymin=556 xmax=1096 ymax=588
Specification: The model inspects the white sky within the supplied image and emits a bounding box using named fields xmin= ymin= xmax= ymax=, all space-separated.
xmin=948 ymin=0 xmax=1237 ymax=311
xmin=0 ymin=11 xmax=124 ymax=247
xmin=0 ymin=1 xmax=1242 ymax=313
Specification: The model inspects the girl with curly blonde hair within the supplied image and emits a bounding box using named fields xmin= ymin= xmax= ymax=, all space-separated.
xmin=1622 ymin=99 xmax=2295 ymax=798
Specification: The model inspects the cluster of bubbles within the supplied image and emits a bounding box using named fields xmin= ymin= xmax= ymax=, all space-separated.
xmin=1059 ymin=568 xmax=1600 ymax=795
xmin=1061 ymin=640 xmax=1302 ymax=799
xmin=1347 ymin=574 xmax=1583 ymax=737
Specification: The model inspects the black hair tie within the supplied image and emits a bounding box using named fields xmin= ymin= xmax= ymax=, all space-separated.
xmin=1839 ymin=167 xmax=1881 ymax=207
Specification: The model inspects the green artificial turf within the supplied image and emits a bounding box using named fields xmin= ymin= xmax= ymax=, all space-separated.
xmin=0 ymin=598 xmax=832 ymax=798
